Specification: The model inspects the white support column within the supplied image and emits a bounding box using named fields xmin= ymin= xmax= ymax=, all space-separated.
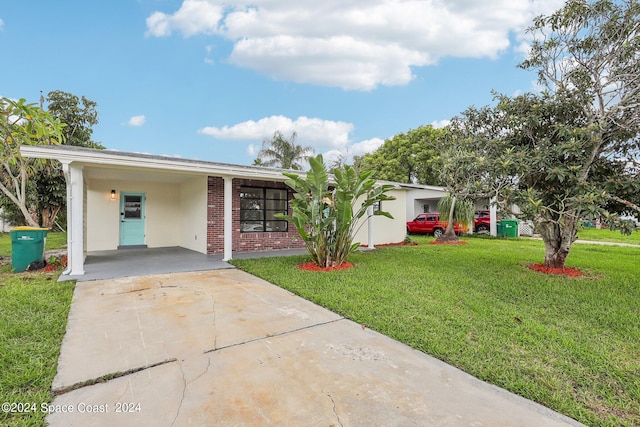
xmin=490 ymin=196 xmax=498 ymax=237
xmin=223 ymin=176 xmax=233 ymax=261
xmin=65 ymin=163 xmax=85 ymax=276
xmin=367 ymin=205 xmax=375 ymax=249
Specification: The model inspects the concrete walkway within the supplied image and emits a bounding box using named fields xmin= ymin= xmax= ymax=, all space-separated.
xmin=48 ymin=270 xmax=585 ymax=426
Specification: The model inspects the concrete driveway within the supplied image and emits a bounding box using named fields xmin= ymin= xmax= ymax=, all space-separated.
xmin=48 ymin=270 xmax=584 ymax=426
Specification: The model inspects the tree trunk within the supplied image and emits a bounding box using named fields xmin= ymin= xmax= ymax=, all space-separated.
xmin=40 ymin=206 xmax=61 ymax=230
xmin=536 ymin=211 xmax=578 ymax=268
xmin=438 ymin=196 xmax=459 ymax=242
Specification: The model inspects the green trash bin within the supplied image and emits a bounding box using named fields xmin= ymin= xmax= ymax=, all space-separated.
xmin=499 ymin=219 xmax=519 ymax=238
xmin=11 ymin=227 xmax=48 ymax=272
xmin=496 ymin=222 xmax=504 ymax=236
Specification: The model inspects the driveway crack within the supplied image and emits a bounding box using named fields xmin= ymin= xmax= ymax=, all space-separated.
xmin=324 ymin=391 xmax=343 ymax=427
xmin=52 ymin=358 xmax=177 ymax=395
xmin=188 ymin=357 xmax=212 ymax=386
xmin=203 ymin=317 xmax=344 ymax=354
xmin=170 ymin=361 xmax=187 ymax=427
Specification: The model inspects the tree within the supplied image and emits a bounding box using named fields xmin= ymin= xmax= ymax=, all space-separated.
xmin=445 ymin=0 xmax=640 ymax=268
xmin=45 ymin=91 xmax=102 ymax=149
xmin=0 ymin=98 xmax=64 ymax=227
xmin=519 ymin=0 xmax=640 ymax=267
xmin=35 ymin=91 xmax=103 ymax=229
xmin=278 ymin=154 xmax=395 ymax=268
xmin=436 ymin=194 xmax=475 ymax=242
xmin=432 ymin=130 xmax=513 ymax=242
xmin=356 ymin=125 xmax=443 ymax=184
xmin=255 ymin=131 xmax=313 ymax=170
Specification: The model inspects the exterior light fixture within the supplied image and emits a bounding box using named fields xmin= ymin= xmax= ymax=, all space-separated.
xmin=110 ymin=190 xmax=116 ymax=200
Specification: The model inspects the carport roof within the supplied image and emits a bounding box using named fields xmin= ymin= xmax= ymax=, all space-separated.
xmin=20 ymin=145 xmax=296 ymax=181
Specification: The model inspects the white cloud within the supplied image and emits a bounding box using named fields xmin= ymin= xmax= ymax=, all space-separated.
xmin=321 ymin=137 xmax=385 ymax=166
xmin=127 ymin=115 xmax=146 ymax=126
xmin=199 ymin=114 xmax=387 ymax=162
xmin=146 ymin=0 xmax=223 ymax=37
xmin=430 ymin=119 xmax=450 ymax=129
xmin=0 ymin=18 xmax=4 ymax=31
xmin=349 ymin=138 xmax=385 ymax=157
xmin=145 ymin=0 xmax=566 ymax=90
xmin=246 ymin=144 xmax=257 ymax=156
xmin=199 ymin=115 xmax=354 ymax=149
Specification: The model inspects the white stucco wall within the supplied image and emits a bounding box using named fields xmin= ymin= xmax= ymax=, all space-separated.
xmin=405 ymin=187 xmax=449 ymax=220
xmin=146 ymin=182 xmax=181 ymax=248
xmin=86 ymin=180 xmax=120 ymax=251
xmin=179 ymin=176 xmax=207 ymax=253
xmin=86 ymin=179 xmax=182 ymax=251
xmin=353 ymin=188 xmax=407 ymax=246
xmin=0 ymin=208 xmax=12 ymax=232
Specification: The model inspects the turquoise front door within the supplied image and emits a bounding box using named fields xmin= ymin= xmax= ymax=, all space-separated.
xmin=119 ymin=192 xmax=146 ymax=247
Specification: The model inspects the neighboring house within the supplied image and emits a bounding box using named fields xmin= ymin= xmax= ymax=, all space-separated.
xmin=20 ymin=145 xmax=408 ymax=277
xmin=0 ymin=208 xmax=12 ymax=232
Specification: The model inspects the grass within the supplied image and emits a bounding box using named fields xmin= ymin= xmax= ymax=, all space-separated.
xmin=232 ymin=236 xmax=640 ymax=426
xmin=576 ymin=227 xmax=640 ymax=245
xmin=0 ymin=232 xmax=73 ymax=427
xmin=0 ymin=232 xmax=67 ymax=258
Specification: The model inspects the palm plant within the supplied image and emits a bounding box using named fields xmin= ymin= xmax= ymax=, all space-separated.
xmin=278 ymin=154 xmax=395 ymax=268
xmin=436 ymin=195 xmax=475 ymax=242
xmin=257 ymin=131 xmax=313 ymax=170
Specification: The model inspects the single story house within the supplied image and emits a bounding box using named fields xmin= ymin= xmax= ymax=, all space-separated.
xmin=0 ymin=208 xmax=12 ymax=232
xmin=20 ymin=145 xmax=409 ymax=278
xmin=401 ymin=183 xmax=499 ymax=235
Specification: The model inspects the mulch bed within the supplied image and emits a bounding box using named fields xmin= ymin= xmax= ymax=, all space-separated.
xmin=429 ymin=240 xmax=468 ymax=245
xmin=299 ymin=261 xmax=354 ymax=272
xmin=359 ymin=241 xmax=419 ymax=248
xmin=528 ymin=263 xmax=584 ymax=277
xmin=375 ymin=241 xmax=419 ymax=247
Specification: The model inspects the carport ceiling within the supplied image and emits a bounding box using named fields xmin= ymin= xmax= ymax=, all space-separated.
xmin=84 ymin=165 xmax=201 ymax=184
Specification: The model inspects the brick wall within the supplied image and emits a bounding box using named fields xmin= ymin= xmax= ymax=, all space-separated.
xmin=207 ymin=177 xmax=225 ymax=254
xmin=207 ymin=177 xmax=305 ymax=254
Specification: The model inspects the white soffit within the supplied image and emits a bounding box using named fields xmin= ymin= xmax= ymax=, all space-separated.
xmin=20 ymin=145 xmax=290 ymax=181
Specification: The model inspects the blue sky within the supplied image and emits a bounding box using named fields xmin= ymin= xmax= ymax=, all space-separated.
xmin=1 ymin=0 xmax=565 ymax=166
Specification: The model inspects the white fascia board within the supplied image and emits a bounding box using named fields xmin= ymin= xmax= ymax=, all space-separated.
xmin=397 ymin=182 xmax=447 ymax=191
xmin=20 ymin=145 xmax=288 ymax=181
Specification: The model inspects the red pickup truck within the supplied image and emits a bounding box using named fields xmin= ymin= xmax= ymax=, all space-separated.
xmin=407 ymin=210 xmax=492 ymax=237
xmin=406 ymin=212 xmax=461 ymax=238
xmin=474 ymin=210 xmax=491 ymax=233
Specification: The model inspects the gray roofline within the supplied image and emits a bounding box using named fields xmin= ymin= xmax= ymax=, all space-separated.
xmin=20 ymin=145 xmax=303 ymax=181
xmin=20 ymin=145 xmax=407 ymax=189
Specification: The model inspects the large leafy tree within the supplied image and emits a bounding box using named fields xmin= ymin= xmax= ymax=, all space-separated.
xmin=278 ymin=154 xmax=395 ymax=268
xmin=45 ymin=90 xmax=102 ymax=149
xmin=35 ymin=91 xmax=103 ymax=229
xmin=450 ymin=0 xmax=640 ymax=268
xmin=355 ymin=125 xmax=442 ymax=184
xmin=520 ymin=0 xmax=640 ymax=267
xmin=0 ymin=98 xmax=64 ymax=227
xmin=1 ymin=91 xmax=102 ymax=228
xmin=254 ymin=131 xmax=313 ymax=170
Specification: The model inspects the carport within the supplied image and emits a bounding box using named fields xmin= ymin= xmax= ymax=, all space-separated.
xmin=58 ymin=246 xmax=308 ymax=282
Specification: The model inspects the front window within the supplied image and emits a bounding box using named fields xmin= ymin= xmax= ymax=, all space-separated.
xmin=240 ymin=187 xmax=289 ymax=232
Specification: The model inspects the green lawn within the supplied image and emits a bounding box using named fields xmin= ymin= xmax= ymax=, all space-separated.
xmin=232 ymin=236 xmax=640 ymax=427
xmin=576 ymin=227 xmax=640 ymax=245
xmin=0 ymin=232 xmax=72 ymax=427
